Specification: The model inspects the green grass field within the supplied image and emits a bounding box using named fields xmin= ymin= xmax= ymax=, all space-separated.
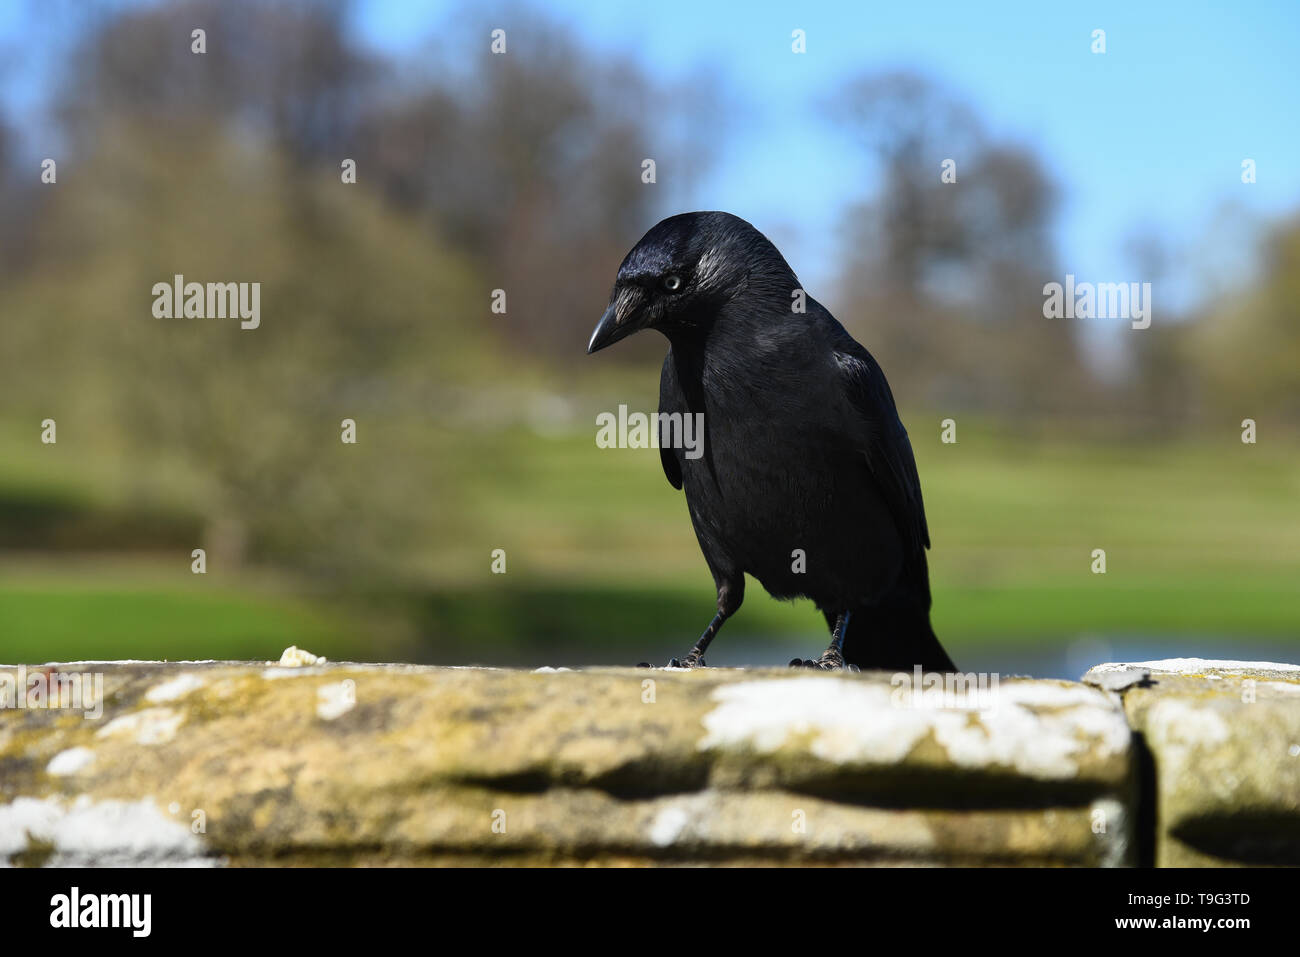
xmin=2 ymin=415 xmax=1297 ymax=666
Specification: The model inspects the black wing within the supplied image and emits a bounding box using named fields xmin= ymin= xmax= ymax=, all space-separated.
xmin=832 ymin=337 xmax=930 ymax=555
xmin=657 ymin=351 xmax=684 ymax=490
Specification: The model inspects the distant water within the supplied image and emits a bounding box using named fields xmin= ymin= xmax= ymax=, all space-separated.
xmin=426 ymin=632 xmax=1300 ymax=681
xmin=968 ymin=635 xmax=1300 ymax=680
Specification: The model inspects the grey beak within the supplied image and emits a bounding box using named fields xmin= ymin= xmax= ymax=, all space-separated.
xmin=586 ymin=288 xmax=644 ymax=354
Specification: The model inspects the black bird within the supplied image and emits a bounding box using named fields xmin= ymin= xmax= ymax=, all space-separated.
xmin=586 ymin=211 xmax=957 ymax=672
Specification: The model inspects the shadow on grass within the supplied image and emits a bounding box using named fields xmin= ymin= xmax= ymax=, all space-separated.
xmin=406 ymin=583 xmax=820 ymax=666
xmin=0 ymin=491 xmax=199 ymax=551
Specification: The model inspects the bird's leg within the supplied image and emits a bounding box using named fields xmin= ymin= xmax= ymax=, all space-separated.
xmin=790 ymin=611 xmax=858 ymax=671
xmin=662 ymin=578 xmax=742 ymax=669
xmin=667 ymin=611 xmax=726 ymax=669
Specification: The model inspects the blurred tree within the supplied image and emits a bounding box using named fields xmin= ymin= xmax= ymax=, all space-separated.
xmin=0 ymin=112 xmax=13 ymax=271
xmin=0 ymin=0 xmax=721 ymax=580
xmin=3 ymin=121 xmax=487 ymax=580
xmin=0 ymin=108 xmax=40 ymax=278
xmin=33 ymin=0 xmax=716 ymax=371
xmin=358 ymin=4 xmax=713 ymax=359
xmin=1188 ymin=216 xmax=1300 ymax=425
xmin=59 ymin=0 xmax=373 ymax=165
xmin=828 ymin=71 xmax=1096 ymax=415
xmin=1121 ymin=229 xmax=1196 ymax=431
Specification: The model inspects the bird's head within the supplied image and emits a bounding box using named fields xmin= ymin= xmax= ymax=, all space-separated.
xmin=586 ymin=211 xmax=794 ymax=354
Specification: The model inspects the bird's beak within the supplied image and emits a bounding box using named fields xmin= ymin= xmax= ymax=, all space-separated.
xmin=586 ymin=286 xmax=646 ymax=354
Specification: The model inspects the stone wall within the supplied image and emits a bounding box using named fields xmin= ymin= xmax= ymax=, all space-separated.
xmin=1083 ymin=659 xmax=1300 ymax=867
xmin=0 ymin=657 xmax=1295 ymax=866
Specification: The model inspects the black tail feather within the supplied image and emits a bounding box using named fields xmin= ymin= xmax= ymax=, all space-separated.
xmin=841 ymin=601 xmax=957 ymax=672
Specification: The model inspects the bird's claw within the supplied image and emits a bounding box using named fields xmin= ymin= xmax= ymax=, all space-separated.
xmin=667 ymin=654 xmax=706 ymax=669
xmin=788 ymin=654 xmax=858 ymax=672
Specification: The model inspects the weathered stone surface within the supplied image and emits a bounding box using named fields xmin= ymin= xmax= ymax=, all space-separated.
xmin=0 ymin=661 xmax=1135 ymax=866
xmin=1084 ymin=659 xmax=1300 ymax=867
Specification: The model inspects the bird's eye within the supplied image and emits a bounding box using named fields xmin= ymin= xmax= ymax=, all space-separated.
xmin=662 ymin=274 xmax=683 ymax=293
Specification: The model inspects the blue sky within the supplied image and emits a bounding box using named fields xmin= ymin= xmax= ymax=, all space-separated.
xmin=355 ymin=0 xmax=1300 ymax=323
xmin=5 ymin=0 xmax=1298 ymax=339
